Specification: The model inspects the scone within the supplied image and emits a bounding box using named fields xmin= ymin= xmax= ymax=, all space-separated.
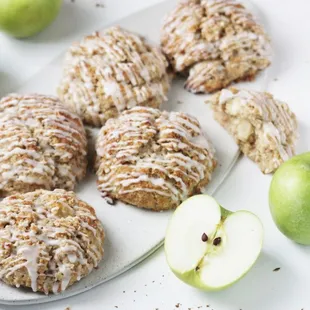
xmin=209 ymin=88 xmax=298 ymax=173
xmin=161 ymin=0 xmax=271 ymax=93
xmin=0 ymin=189 xmax=105 ymax=294
xmin=0 ymin=94 xmax=87 ymax=197
xmin=96 ymin=106 xmax=217 ymax=211
xmin=58 ymin=26 xmax=170 ymax=127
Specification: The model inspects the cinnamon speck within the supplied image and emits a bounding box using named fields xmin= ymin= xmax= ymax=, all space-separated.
xmin=273 ymin=267 xmax=281 ymax=272
xmin=175 ymin=303 xmax=180 ymax=308
xmin=106 ymin=198 xmax=115 ymax=205
xmin=65 ymin=308 xmax=71 ymax=310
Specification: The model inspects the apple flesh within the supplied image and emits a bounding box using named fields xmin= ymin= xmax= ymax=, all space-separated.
xmin=165 ymin=195 xmax=263 ymax=290
xmin=269 ymin=152 xmax=310 ymax=245
xmin=0 ymin=0 xmax=62 ymax=38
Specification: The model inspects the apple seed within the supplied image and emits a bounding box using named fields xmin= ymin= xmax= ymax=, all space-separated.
xmin=213 ymin=237 xmax=222 ymax=246
xmin=201 ymin=233 xmax=208 ymax=242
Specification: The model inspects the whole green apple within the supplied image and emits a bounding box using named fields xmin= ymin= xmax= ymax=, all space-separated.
xmin=269 ymin=152 xmax=310 ymax=245
xmin=0 ymin=0 xmax=62 ymax=38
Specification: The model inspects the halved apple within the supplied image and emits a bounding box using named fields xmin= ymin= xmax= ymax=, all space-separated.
xmin=165 ymin=195 xmax=263 ymax=291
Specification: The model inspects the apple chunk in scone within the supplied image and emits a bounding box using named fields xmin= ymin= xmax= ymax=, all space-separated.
xmin=208 ymin=88 xmax=298 ymax=174
xmin=165 ymin=195 xmax=263 ymax=290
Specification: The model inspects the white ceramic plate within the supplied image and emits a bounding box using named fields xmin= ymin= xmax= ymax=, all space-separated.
xmin=0 ymin=0 xmax=271 ymax=305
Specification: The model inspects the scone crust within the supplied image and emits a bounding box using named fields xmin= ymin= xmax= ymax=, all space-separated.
xmin=0 ymin=189 xmax=105 ymax=294
xmin=161 ymin=0 xmax=271 ymax=93
xmin=0 ymin=94 xmax=87 ymax=197
xmin=209 ymin=87 xmax=298 ymax=173
xmin=59 ymin=26 xmax=170 ymax=127
xmin=96 ymin=106 xmax=217 ymax=211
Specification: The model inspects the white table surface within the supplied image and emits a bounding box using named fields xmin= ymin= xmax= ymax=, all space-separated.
xmin=0 ymin=0 xmax=310 ymax=309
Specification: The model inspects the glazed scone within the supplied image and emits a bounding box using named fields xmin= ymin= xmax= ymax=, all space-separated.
xmin=209 ymin=88 xmax=298 ymax=173
xmin=58 ymin=26 xmax=170 ymax=127
xmin=0 ymin=189 xmax=105 ymax=294
xmin=96 ymin=106 xmax=217 ymax=211
xmin=161 ymin=0 xmax=271 ymax=93
xmin=0 ymin=94 xmax=87 ymax=197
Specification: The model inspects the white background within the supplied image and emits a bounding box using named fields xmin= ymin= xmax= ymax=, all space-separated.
xmin=1 ymin=0 xmax=310 ymax=309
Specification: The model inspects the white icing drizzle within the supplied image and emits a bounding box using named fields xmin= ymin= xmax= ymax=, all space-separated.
xmin=59 ymin=26 xmax=170 ymax=126
xmin=18 ymin=245 xmax=40 ymax=292
xmin=0 ymin=94 xmax=87 ymax=196
xmin=0 ymin=189 xmax=105 ymax=294
xmin=161 ymin=0 xmax=271 ymax=92
xmin=96 ymin=107 xmax=216 ymax=208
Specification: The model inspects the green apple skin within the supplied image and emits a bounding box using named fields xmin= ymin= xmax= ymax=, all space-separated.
xmin=269 ymin=152 xmax=310 ymax=245
xmin=0 ymin=0 xmax=62 ymax=38
xmin=170 ymin=261 xmax=252 ymax=292
xmin=165 ymin=206 xmax=262 ymax=291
